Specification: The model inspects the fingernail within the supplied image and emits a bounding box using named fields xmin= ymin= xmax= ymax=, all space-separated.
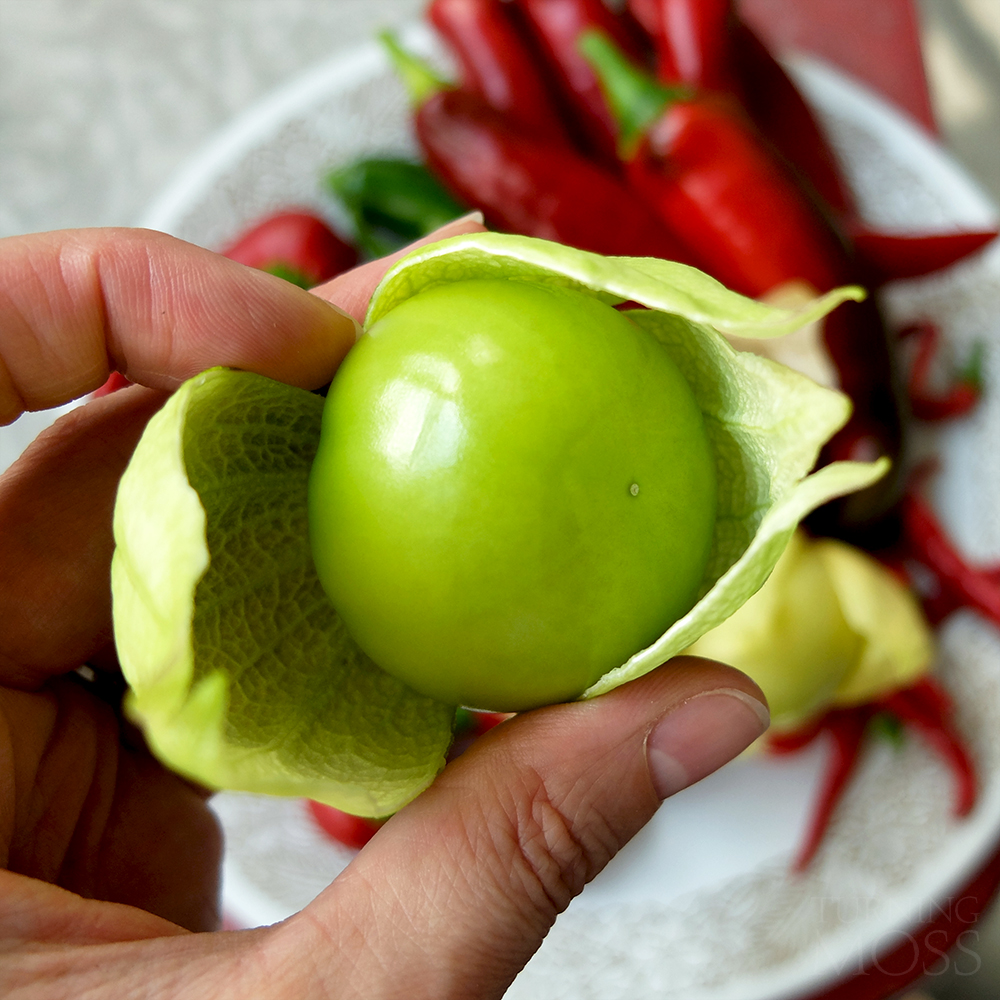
xmin=450 ymin=210 xmax=485 ymax=227
xmin=427 ymin=211 xmax=485 ymax=237
xmin=647 ymin=689 xmax=770 ymax=799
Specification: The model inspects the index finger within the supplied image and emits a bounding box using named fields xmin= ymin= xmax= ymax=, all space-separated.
xmin=0 ymin=228 xmax=360 ymax=424
xmin=0 ymin=220 xmax=483 ymax=685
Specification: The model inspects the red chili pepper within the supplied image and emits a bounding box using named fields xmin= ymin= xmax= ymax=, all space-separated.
xmin=770 ymin=673 xmax=978 ymax=871
xmin=306 ymin=800 xmax=384 ymax=850
xmin=427 ymin=0 xmax=571 ymax=143
xmin=382 ymin=34 xmax=695 ymax=263
xmin=625 ymin=9 xmax=997 ymax=286
xmin=850 ymin=224 xmax=999 ymax=283
xmin=221 ymin=210 xmax=357 ymax=288
xmin=622 ymin=8 xmax=858 ymax=222
xmin=727 ymin=23 xmax=997 ymax=282
xmin=918 ymin=587 xmax=966 ymax=629
xmin=420 ymin=92 xmax=694 ymax=259
xmin=92 ymin=371 xmax=132 ymax=397
xmin=790 ymin=708 xmax=870 ymax=871
xmin=880 ymin=680 xmax=977 ymax=817
xmin=899 ymin=322 xmax=983 ymax=421
xmin=727 ymin=21 xmax=856 ymax=223
xmin=767 ymin=717 xmax=826 ymax=755
xmin=514 ymin=0 xmax=649 ymax=164
xmin=901 ymin=492 xmax=1000 ymax=628
xmin=627 ymin=0 xmax=736 ymax=93
xmin=903 ymin=675 xmax=955 ymax=722
xmin=582 ymin=30 xmax=908 ymax=534
xmin=580 ymin=30 xmax=844 ymax=297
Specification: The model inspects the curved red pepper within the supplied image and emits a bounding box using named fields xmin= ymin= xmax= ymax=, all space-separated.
xmin=628 ymin=96 xmax=845 ymax=297
xmin=427 ymin=0 xmax=571 ymax=143
xmin=221 ymin=210 xmax=357 ymax=288
xmin=580 ymin=30 xmax=844 ymax=296
xmin=653 ymin=16 xmax=999 ymax=283
xmin=515 ymin=0 xmax=649 ymax=164
xmin=729 ymin=22 xmax=998 ymax=282
xmin=628 ymin=0 xmax=736 ymax=93
xmin=769 ymin=674 xmax=977 ymax=871
xmin=92 ymin=371 xmax=132 ymax=397
xmin=624 ymin=5 xmax=999 ymax=284
xmin=625 ymin=7 xmax=856 ymax=228
xmin=850 ymin=225 xmax=999 ymax=283
xmin=901 ymin=492 xmax=1000 ymax=628
xmin=793 ymin=709 xmax=870 ymax=872
xmin=881 ymin=679 xmax=977 ymax=818
xmin=899 ymin=321 xmax=982 ymax=422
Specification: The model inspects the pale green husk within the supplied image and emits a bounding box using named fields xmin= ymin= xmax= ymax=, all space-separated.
xmin=112 ymin=232 xmax=886 ymax=808
xmin=366 ymin=232 xmax=865 ymax=337
xmin=112 ymin=369 xmax=453 ymax=816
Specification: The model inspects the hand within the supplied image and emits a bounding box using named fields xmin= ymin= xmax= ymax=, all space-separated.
xmin=0 ymin=222 xmax=768 ymax=999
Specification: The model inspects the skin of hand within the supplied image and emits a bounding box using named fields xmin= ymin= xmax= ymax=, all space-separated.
xmin=0 ymin=220 xmax=769 ymax=1000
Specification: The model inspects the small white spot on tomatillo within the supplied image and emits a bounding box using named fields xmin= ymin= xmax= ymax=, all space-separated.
xmin=630 ymin=483 xmax=640 ymax=496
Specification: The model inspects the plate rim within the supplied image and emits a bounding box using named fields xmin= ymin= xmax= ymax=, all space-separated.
xmin=139 ymin=21 xmax=439 ymax=235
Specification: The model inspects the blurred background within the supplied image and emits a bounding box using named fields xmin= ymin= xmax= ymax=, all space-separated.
xmin=0 ymin=0 xmax=997 ymax=239
xmin=0 ymin=1 xmax=998 ymax=997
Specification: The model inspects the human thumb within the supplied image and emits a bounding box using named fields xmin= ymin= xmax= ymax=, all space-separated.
xmin=265 ymin=657 xmax=768 ymax=1000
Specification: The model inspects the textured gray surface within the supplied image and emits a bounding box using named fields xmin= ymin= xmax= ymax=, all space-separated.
xmin=920 ymin=0 xmax=1000 ymax=204
xmin=0 ymin=0 xmax=423 ymax=237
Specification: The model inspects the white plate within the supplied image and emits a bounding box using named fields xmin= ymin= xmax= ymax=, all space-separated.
xmin=14 ymin=21 xmax=1000 ymax=1000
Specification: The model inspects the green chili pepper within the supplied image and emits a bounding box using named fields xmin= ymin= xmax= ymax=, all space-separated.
xmin=326 ymin=158 xmax=467 ymax=257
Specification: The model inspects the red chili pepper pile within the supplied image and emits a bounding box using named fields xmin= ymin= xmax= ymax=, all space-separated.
xmin=381 ymin=29 xmax=693 ymax=261
xmin=377 ymin=0 xmax=994 ymax=542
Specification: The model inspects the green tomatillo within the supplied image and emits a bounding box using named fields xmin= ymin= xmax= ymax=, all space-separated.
xmin=308 ymin=278 xmax=717 ymax=711
xmin=110 ymin=232 xmax=888 ymax=816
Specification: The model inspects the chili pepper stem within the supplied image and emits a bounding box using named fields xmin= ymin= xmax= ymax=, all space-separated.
xmin=959 ymin=340 xmax=986 ymax=391
xmin=380 ymin=30 xmax=450 ymax=106
xmin=578 ymin=29 xmax=690 ymax=156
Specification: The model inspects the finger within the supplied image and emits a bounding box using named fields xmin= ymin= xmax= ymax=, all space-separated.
xmin=0 ymin=386 xmax=166 ymax=686
xmin=0 ymin=679 xmax=221 ymax=934
xmin=268 ymin=658 xmax=769 ymax=1000
xmin=311 ymin=212 xmax=486 ymax=323
xmin=0 ymin=228 xmax=360 ymax=424
xmin=0 ymin=220 xmax=487 ymax=686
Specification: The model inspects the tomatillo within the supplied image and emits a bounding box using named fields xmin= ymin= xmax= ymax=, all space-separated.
xmin=308 ymin=278 xmax=717 ymax=710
